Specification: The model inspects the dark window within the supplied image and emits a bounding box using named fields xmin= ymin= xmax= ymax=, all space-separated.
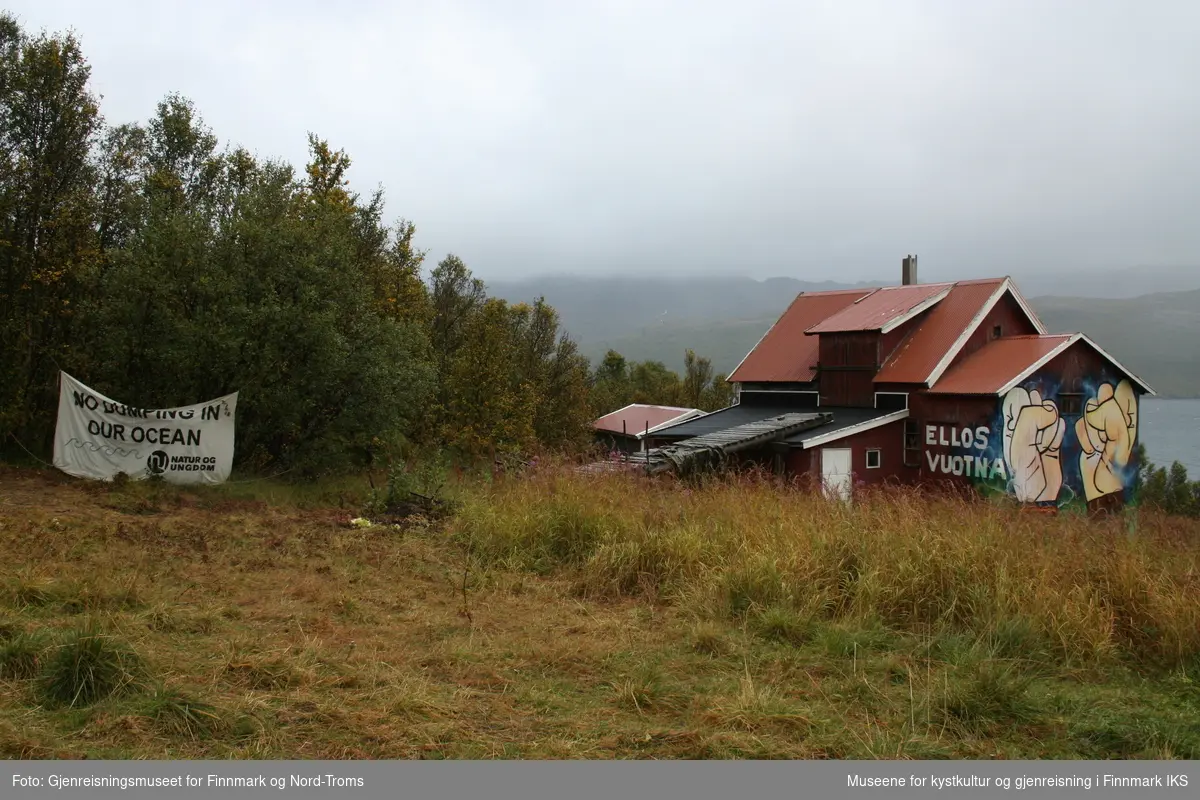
xmin=876 ymin=392 xmax=908 ymax=411
xmin=866 ymin=449 xmax=882 ymax=469
xmin=992 ymin=324 xmax=1003 ymax=339
xmin=903 ymin=420 xmax=921 ymax=467
xmin=1059 ymin=392 xmax=1084 ymax=417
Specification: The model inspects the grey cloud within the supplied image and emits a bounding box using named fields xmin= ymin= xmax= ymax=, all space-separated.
xmin=8 ymin=0 xmax=1200 ymax=287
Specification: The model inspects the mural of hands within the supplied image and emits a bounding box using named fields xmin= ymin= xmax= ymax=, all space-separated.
xmin=1002 ymin=387 xmax=1066 ymax=504
xmin=1076 ymin=379 xmax=1137 ymax=501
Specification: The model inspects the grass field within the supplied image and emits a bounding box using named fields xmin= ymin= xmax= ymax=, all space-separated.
xmin=1 ymin=463 xmax=1199 ymax=759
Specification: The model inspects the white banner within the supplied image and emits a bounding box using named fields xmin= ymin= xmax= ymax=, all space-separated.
xmin=52 ymin=372 xmax=238 ymax=485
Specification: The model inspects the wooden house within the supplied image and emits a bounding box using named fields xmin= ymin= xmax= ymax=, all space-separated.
xmin=650 ymin=257 xmax=1153 ymax=512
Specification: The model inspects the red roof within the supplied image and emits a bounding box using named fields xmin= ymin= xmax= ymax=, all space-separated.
xmin=926 ymin=335 xmax=1074 ymax=395
xmin=727 ymin=289 xmax=872 ymax=383
xmin=731 ymin=276 xmax=1054 ymax=389
xmin=806 ymin=283 xmax=952 ymax=334
xmin=728 ymin=274 xmax=1154 ymax=397
xmin=874 ymin=278 xmax=1018 ymax=385
xmin=927 ymin=332 xmax=1156 ymax=396
xmin=593 ymin=404 xmax=702 ymax=437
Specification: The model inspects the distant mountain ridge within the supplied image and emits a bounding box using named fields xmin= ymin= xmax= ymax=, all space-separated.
xmin=1028 ymin=289 xmax=1200 ymax=398
xmin=485 ymin=274 xmax=1200 ymax=398
xmin=486 ymin=274 xmax=879 ymax=344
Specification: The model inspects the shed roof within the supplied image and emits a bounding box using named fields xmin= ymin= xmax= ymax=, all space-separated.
xmin=727 ymin=289 xmax=872 ymax=383
xmin=593 ymin=404 xmax=705 ymax=438
xmin=806 ymin=283 xmax=953 ymax=334
xmin=645 ymin=413 xmax=831 ymax=475
xmin=649 ymin=402 xmax=907 ymax=450
xmin=783 ymin=407 xmax=908 ymax=448
xmin=927 ymin=333 xmax=1156 ymax=396
xmin=649 ymin=402 xmax=802 ymax=440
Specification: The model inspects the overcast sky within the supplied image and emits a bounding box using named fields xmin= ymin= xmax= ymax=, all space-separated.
xmin=8 ymin=1 xmax=1200 ymax=285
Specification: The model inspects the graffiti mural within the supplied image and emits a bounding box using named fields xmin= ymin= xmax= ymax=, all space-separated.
xmin=1076 ymin=379 xmax=1138 ymax=505
xmin=1001 ymin=387 xmax=1066 ymax=504
xmin=924 ymin=372 xmax=1141 ymax=512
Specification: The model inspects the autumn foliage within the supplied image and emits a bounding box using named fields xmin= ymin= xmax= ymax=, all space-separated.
xmin=0 ymin=14 xmax=730 ymax=476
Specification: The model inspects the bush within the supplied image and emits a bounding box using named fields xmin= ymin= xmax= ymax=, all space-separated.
xmin=38 ymin=628 xmax=147 ymax=707
xmin=1139 ymin=446 xmax=1200 ymax=518
xmin=365 ymin=453 xmax=453 ymax=518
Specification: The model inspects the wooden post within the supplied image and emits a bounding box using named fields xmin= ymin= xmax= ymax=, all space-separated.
xmin=644 ymin=421 xmax=651 ymax=477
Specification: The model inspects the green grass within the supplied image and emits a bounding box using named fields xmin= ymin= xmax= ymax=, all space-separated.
xmin=456 ymin=469 xmax=1200 ymax=669
xmin=0 ymin=631 xmax=44 ymax=680
xmin=139 ymin=685 xmax=222 ymax=739
xmin=753 ymin=606 xmax=815 ymax=646
xmin=1 ymin=462 xmax=1199 ymax=758
xmin=37 ymin=627 xmax=147 ymax=708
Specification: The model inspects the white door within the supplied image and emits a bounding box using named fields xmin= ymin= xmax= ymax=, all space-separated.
xmin=821 ymin=447 xmax=853 ymax=501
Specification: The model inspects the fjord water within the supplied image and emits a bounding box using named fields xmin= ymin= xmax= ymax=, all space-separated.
xmin=1139 ymin=398 xmax=1200 ymax=474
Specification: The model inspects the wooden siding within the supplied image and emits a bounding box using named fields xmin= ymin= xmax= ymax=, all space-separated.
xmin=786 ymin=420 xmax=913 ymax=487
xmin=1041 ymin=340 xmax=1114 ymax=390
xmin=907 ymin=393 xmax=994 ymax=486
xmin=817 ymin=332 xmax=879 ymax=407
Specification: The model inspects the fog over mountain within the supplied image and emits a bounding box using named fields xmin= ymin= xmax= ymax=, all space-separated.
xmin=11 ymin=1 xmax=1198 ymax=393
xmin=487 ymin=266 xmax=1200 ymax=397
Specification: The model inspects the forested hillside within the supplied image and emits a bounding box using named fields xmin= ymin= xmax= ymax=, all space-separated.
xmin=0 ymin=15 xmax=626 ymax=475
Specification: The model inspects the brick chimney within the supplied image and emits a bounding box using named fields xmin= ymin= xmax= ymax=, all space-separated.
xmin=902 ymin=254 xmax=918 ymax=286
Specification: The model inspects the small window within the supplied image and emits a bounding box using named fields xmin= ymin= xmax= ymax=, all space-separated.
xmin=903 ymin=420 xmax=921 ymax=467
xmin=1059 ymin=392 xmax=1083 ymax=417
xmin=866 ymin=449 xmax=882 ymax=469
xmin=992 ymin=324 xmax=1003 ymax=339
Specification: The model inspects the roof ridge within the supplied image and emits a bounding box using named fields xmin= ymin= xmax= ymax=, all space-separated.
xmin=629 ymin=404 xmax=697 ymax=410
xmin=947 ymin=277 xmax=1008 ymax=286
xmin=875 ymin=281 xmax=955 ymax=290
xmin=850 ymin=287 xmax=883 ymax=304
xmin=797 ymin=287 xmax=880 ymax=296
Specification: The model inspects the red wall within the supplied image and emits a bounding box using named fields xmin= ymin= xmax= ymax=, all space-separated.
xmin=944 ymin=293 xmax=1039 ymax=375
xmin=787 ymin=419 xmax=914 ymax=486
xmin=1041 ymin=341 xmax=1113 ymax=389
xmin=907 ymin=393 xmax=997 ymax=486
xmin=906 ymin=340 xmax=1135 ymax=491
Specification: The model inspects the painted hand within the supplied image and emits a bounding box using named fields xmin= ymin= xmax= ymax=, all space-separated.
xmin=1076 ymin=379 xmax=1138 ymax=501
xmin=1002 ymin=387 xmax=1065 ymax=504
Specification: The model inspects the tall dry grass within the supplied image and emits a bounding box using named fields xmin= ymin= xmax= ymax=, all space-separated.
xmin=455 ymin=468 xmax=1200 ymax=668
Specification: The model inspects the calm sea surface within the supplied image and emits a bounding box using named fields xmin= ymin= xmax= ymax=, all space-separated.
xmin=1139 ymin=398 xmax=1200 ymax=475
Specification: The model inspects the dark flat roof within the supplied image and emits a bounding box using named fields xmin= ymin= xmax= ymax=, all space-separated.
xmin=651 ymin=404 xmax=798 ymax=439
xmin=783 ymin=407 xmax=903 ymax=447
xmin=652 ymin=403 xmax=905 ymax=448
